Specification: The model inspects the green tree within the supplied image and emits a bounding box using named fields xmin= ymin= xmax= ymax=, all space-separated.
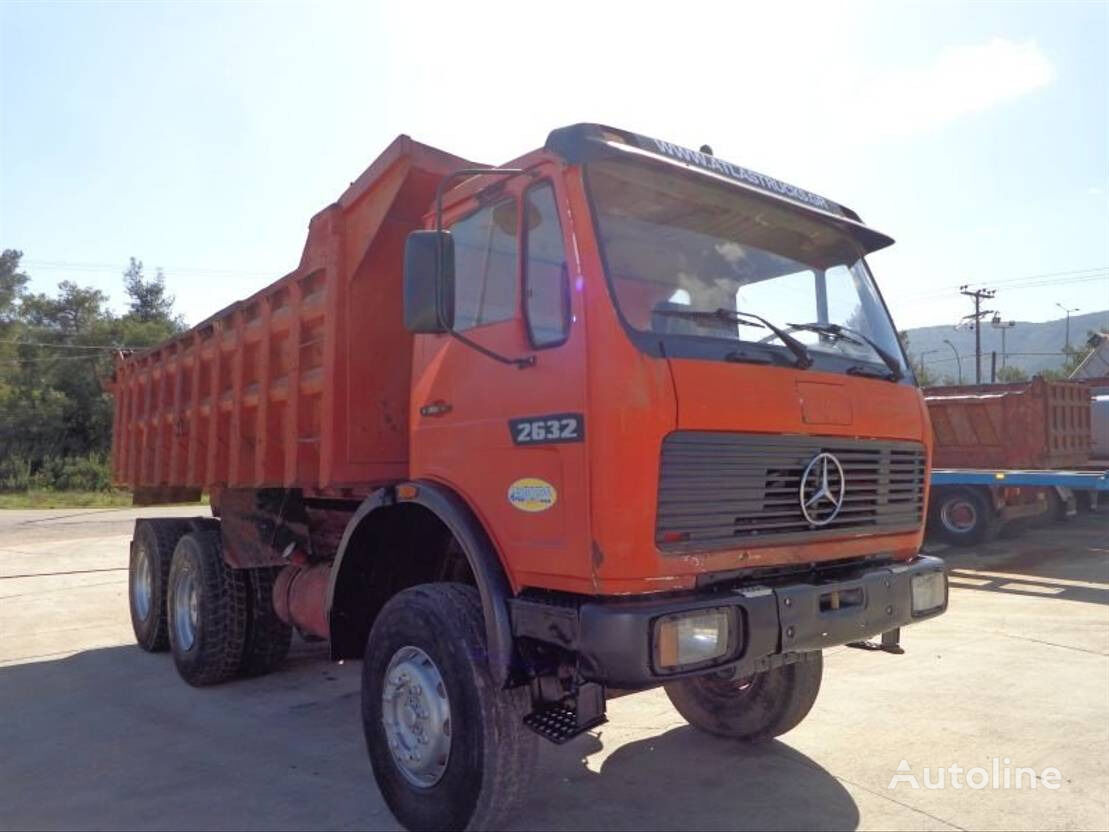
xmin=123 ymin=257 xmax=180 ymax=326
xmin=20 ymin=281 xmax=109 ymax=334
xmin=1040 ymin=333 xmax=1100 ymax=380
xmin=0 ymin=249 xmax=29 ymax=329
xmin=0 ymin=254 xmax=187 ymax=488
xmin=897 ymin=329 xmax=938 ymax=386
xmin=996 ymin=365 xmax=1028 ymax=383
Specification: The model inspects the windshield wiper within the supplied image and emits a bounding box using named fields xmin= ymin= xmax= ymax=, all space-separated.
xmin=786 ymin=322 xmax=903 ymax=381
xmin=655 ymin=307 xmax=813 ymax=369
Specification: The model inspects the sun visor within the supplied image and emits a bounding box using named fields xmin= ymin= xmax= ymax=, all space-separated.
xmin=546 ymin=123 xmax=894 ymax=256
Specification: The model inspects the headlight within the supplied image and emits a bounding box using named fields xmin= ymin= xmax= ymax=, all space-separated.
xmin=653 ymin=608 xmax=732 ymax=672
xmin=911 ymin=570 xmax=947 ymax=615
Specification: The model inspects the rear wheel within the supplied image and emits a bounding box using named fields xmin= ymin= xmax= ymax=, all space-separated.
xmin=362 ymin=584 xmax=537 ymax=831
xmin=664 ymin=652 xmax=823 ymax=742
xmin=929 ymin=486 xmax=1000 ymax=547
xmin=167 ymin=530 xmax=248 ymax=687
xmin=129 ymin=519 xmax=189 ymax=652
xmin=239 ymin=566 xmax=292 ymax=678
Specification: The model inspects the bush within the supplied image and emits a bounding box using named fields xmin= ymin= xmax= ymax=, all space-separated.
xmin=0 ymin=453 xmax=113 ymax=493
xmin=0 ymin=455 xmax=33 ymax=491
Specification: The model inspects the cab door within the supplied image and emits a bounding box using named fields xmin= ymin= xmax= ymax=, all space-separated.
xmin=410 ymin=168 xmax=591 ymax=592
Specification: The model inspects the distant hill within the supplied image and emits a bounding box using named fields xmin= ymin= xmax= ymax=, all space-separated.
xmin=901 ymin=310 xmax=1109 ymax=382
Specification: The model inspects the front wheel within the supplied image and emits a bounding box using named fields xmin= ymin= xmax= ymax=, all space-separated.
xmin=362 ymin=584 xmax=537 ymax=831
xmin=664 ymin=652 xmax=823 ymax=742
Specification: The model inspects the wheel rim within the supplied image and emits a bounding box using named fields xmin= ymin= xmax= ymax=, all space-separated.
xmin=382 ymin=646 xmax=452 ymax=788
xmin=173 ymin=567 xmax=199 ymax=651
xmin=133 ymin=544 xmax=153 ymax=621
xmin=940 ymin=498 xmax=977 ymax=534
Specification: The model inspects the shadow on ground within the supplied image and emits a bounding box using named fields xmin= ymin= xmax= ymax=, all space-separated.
xmin=928 ymin=512 xmax=1109 ymax=604
xmin=0 ymin=643 xmax=857 ymax=831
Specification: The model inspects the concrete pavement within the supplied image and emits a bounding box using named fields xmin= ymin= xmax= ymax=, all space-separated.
xmin=1 ymin=506 xmax=1106 ymax=830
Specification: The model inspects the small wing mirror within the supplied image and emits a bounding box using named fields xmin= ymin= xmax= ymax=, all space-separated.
xmin=403 ymin=230 xmax=455 ymax=333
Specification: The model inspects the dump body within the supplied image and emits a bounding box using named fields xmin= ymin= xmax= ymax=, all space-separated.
xmin=924 ymin=377 xmax=1092 ymax=469
xmin=111 ymin=137 xmax=475 ymax=497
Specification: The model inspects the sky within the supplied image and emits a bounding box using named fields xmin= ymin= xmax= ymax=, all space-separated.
xmin=1 ymin=0 xmax=1107 ymax=332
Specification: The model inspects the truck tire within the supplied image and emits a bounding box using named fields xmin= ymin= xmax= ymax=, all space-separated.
xmin=929 ymin=486 xmax=1000 ymax=547
xmin=239 ymin=566 xmax=292 ymax=678
xmin=167 ymin=530 xmax=249 ymax=687
xmin=1046 ymin=488 xmax=1074 ymax=523
xmin=362 ymin=584 xmax=537 ymax=832
xmin=129 ymin=519 xmax=190 ymax=652
xmin=664 ymin=651 xmax=823 ymax=742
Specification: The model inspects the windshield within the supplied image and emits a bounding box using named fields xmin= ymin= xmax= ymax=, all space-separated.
xmin=586 ymin=157 xmax=907 ymax=375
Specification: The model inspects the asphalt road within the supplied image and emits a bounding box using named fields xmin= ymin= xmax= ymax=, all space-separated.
xmin=1 ymin=506 xmax=1106 ymax=831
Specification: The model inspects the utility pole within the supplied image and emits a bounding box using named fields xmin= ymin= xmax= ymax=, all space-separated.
xmin=991 ymin=315 xmax=1016 ymax=369
xmin=960 ymin=285 xmax=996 ymax=384
xmin=1056 ymin=303 xmax=1079 ymax=351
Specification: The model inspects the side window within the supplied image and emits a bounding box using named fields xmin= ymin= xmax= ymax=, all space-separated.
xmin=451 ymin=199 xmax=518 ymax=332
xmin=523 ymin=184 xmax=570 ymax=347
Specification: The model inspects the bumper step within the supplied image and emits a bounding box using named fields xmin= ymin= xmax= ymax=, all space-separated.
xmin=524 ymin=705 xmax=607 ymax=744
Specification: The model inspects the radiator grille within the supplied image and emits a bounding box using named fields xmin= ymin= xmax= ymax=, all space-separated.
xmin=656 ymin=433 xmax=926 ymax=552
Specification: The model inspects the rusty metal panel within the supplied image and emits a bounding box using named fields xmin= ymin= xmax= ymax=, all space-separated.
xmin=924 ymin=377 xmax=1092 ymax=468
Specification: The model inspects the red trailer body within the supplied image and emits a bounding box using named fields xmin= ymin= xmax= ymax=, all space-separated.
xmin=111 ymin=136 xmax=475 ymax=501
xmin=924 ymin=377 xmax=1091 ymax=469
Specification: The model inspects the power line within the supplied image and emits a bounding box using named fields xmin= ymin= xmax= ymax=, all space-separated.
xmin=900 ymin=270 xmax=1108 ymax=301
xmin=0 ymin=353 xmax=108 ymax=365
xmin=0 ymin=339 xmax=127 ymax=351
xmin=962 ymin=265 xmax=1109 ymax=288
xmin=23 ymin=259 xmax=270 ymax=278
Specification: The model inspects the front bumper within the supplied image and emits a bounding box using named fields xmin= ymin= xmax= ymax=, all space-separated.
xmin=512 ymin=555 xmax=946 ymax=688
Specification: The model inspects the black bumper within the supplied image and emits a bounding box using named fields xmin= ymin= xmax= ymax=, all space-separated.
xmin=512 ymin=555 xmax=947 ymax=689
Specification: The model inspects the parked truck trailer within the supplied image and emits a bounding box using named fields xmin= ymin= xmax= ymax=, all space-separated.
xmin=112 ymin=124 xmax=948 ymax=831
xmin=924 ymin=377 xmax=1094 ymax=544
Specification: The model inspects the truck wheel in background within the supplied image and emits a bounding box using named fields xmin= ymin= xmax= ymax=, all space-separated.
xmin=129 ymin=519 xmax=190 ymax=652
xmin=928 ymin=486 xmax=1000 ymax=547
xmin=1046 ymin=488 xmax=1075 ymax=523
xmin=167 ymin=530 xmax=249 ymax=687
xmin=664 ymin=651 xmax=823 ymax=742
xmin=239 ymin=566 xmax=292 ymax=678
xmin=362 ymin=584 xmax=537 ymax=832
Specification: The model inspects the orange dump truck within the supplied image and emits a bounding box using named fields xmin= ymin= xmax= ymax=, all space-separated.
xmin=112 ymin=125 xmax=947 ymax=831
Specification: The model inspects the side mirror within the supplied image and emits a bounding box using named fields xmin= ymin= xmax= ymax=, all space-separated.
xmin=404 ymin=230 xmax=455 ymax=333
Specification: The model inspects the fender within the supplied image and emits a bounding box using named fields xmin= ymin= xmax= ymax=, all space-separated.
xmin=326 ymin=480 xmax=517 ymax=687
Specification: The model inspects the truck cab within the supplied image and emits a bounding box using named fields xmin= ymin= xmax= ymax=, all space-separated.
xmin=406 ymin=121 xmax=939 ymax=609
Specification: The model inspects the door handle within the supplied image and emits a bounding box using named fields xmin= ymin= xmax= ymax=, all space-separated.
xmin=420 ymin=400 xmax=452 ymax=417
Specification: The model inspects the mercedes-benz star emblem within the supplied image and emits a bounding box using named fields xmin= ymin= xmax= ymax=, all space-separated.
xmin=799 ymin=452 xmax=846 ymax=526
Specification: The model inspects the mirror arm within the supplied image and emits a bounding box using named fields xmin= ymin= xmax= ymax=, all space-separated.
xmin=449 ymin=330 xmax=536 ymax=369
xmin=434 ymin=166 xmax=540 ymax=370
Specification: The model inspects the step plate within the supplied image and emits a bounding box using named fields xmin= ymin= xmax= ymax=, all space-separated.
xmin=523 ymin=706 xmax=607 ymax=745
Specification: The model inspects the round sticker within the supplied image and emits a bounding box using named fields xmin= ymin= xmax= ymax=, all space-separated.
xmin=507 ymin=478 xmax=558 ymax=513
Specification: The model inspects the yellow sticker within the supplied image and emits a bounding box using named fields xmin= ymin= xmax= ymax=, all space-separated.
xmin=507 ymin=478 xmax=558 ymax=513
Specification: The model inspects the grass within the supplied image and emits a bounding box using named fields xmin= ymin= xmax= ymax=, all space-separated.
xmin=0 ymin=490 xmax=212 ymax=509
xmin=0 ymin=488 xmax=137 ymax=508
xmin=0 ymin=490 xmax=136 ymax=509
